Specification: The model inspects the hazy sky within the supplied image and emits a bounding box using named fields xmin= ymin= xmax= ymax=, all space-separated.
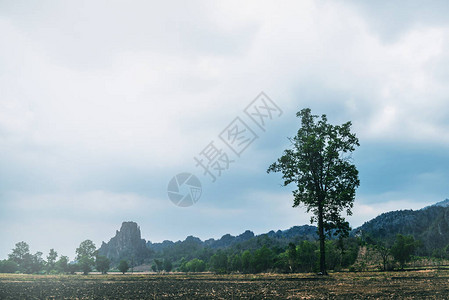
xmin=1 ymin=0 xmax=449 ymax=260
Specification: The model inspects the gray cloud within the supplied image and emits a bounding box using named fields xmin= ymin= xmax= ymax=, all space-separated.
xmin=1 ymin=0 xmax=449 ymax=259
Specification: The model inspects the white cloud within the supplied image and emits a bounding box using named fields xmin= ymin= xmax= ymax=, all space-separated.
xmin=1 ymin=0 xmax=449 ymax=259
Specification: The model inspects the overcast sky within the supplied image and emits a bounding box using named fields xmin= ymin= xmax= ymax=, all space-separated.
xmin=1 ymin=0 xmax=449 ymax=260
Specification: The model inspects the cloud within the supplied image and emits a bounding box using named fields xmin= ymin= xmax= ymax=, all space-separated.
xmin=1 ymin=0 xmax=449 ymax=259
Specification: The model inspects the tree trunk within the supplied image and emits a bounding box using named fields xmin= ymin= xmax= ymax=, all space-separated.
xmin=318 ymin=203 xmax=327 ymax=275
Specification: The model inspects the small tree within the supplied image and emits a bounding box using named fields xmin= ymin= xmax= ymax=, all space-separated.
xmin=95 ymin=255 xmax=110 ymax=274
xmin=287 ymin=243 xmax=298 ymax=273
xmin=47 ymin=249 xmax=58 ymax=272
xmin=375 ymin=243 xmax=391 ymax=271
xmin=268 ymin=108 xmax=360 ymax=274
xmin=209 ymin=250 xmax=228 ymax=274
xmin=76 ymin=240 xmax=96 ymax=275
xmin=163 ymin=259 xmax=172 ymax=272
xmin=118 ymin=260 xmax=129 ymax=274
xmin=241 ymin=250 xmax=252 ymax=273
xmin=56 ymin=256 xmax=69 ymax=274
xmin=391 ymin=234 xmax=418 ymax=270
xmin=8 ymin=241 xmax=30 ymax=272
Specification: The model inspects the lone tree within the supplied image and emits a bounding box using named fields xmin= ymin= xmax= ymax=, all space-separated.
xmin=268 ymin=108 xmax=360 ymax=274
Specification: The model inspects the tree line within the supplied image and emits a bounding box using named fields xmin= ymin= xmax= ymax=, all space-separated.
xmin=1 ymin=233 xmax=444 ymax=274
xmin=0 ymin=240 xmax=129 ymax=275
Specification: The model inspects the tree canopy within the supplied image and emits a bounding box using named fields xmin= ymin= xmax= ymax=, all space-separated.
xmin=76 ymin=240 xmax=97 ymax=275
xmin=268 ymin=108 xmax=360 ymax=274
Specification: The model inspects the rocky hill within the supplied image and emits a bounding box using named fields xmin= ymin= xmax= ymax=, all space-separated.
xmin=98 ymin=221 xmax=152 ymax=266
xmin=353 ymin=200 xmax=449 ymax=255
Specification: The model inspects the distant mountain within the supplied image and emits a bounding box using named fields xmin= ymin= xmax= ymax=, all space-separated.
xmin=99 ymin=199 xmax=449 ymax=265
xmin=99 ymin=222 xmax=318 ymax=265
xmin=423 ymin=198 xmax=449 ymax=209
xmin=98 ymin=221 xmax=152 ymax=266
xmin=147 ymin=225 xmax=318 ymax=253
xmin=353 ymin=201 xmax=449 ymax=255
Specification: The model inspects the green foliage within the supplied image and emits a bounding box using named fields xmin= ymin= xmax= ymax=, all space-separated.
xmin=357 ymin=206 xmax=449 ymax=256
xmin=0 ymin=260 xmax=18 ymax=273
xmin=95 ymin=255 xmax=110 ymax=274
xmin=67 ymin=263 xmax=78 ymax=274
xmin=268 ymin=108 xmax=360 ymax=274
xmin=252 ymin=246 xmax=274 ymax=273
xmin=76 ymin=240 xmax=97 ymax=260
xmin=287 ymin=243 xmax=298 ymax=272
xmin=182 ymin=258 xmax=206 ymax=272
xmin=230 ymin=254 xmax=242 ymax=272
xmin=339 ymin=237 xmax=359 ymax=268
xmin=209 ymin=250 xmax=228 ymax=274
xmin=153 ymin=259 xmax=163 ymax=272
xmin=325 ymin=241 xmax=341 ymax=271
xmin=163 ymin=258 xmax=172 ymax=272
xmin=391 ymin=234 xmax=418 ymax=269
xmin=8 ymin=242 xmax=45 ymax=274
xmin=241 ymin=250 xmax=252 ymax=273
xmin=46 ymin=249 xmax=58 ymax=272
xmin=118 ymin=260 xmax=129 ymax=274
xmin=297 ymin=240 xmax=318 ymax=273
xmin=56 ymin=256 xmax=69 ymax=274
xmin=8 ymin=241 xmax=30 ymax=272
xmin=76 ymin=240 xmax=97 ymax=275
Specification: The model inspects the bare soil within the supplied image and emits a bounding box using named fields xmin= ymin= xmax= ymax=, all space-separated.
xmin=1 ymin=269 xmax=448 ymax=299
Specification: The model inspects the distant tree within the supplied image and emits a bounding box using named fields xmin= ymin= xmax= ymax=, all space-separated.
xmin=153 ymin=259 xmax=163 ymax=273
xmin=9 ymin=242 xmax=45 ymax=274
xmin=268 ymin=108 xmax=360 ymax=274
xmin=375 ymin=243 xmax=392 ymax=271
xmin=163 ymin=258 xmax=172 ymax=272
xmin=297 ymin=240 xmax=318 ymax=273
xmin=0 ymin=260 xmax=18 ymax=273
xmin=230 ymin=254 xmax=242 ymax=272
xmin=151 ymin=264 xmax=157 ymax=272
xmin=209 ymin=250 xmax=228 ymax=274
xmin=185 ymin=258 xmax=206 ymax=272
xmin=67 ymin=262 xmax=78 ymax=274
xmin=31 ymin=251 xmax=45 ymax=273
xmin=339 ymin=237 xmax=359 ymax=268
xmin=46 ymin=249 xmax=58 ymax=272
xmin=391 ymin=234 xmax=418 ymax=269
xmin=8 ymin=241 xmax=30 ymax=271
xmin=241 ymin=250 xmax=252 ymax=273
xmin=325 ymin=241 xmax=341 ymax=271
xmin=287 ymin=243 xmax=298 ymax=273
xmin=56 ymin=255 xmax=69 ymax=274
xmin=118 ymin=260 xmax=129 ymax=274
xmin=253 ymin=246 xmax=274 ymax=273
xmin=76 ymin=240 xmax=97 ymax=275
xmin=95 ymin=255 xmax=110 ymax=274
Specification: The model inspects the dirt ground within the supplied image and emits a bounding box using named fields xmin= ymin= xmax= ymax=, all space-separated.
xmin=1 ymin=269 xmax=448 ymax=299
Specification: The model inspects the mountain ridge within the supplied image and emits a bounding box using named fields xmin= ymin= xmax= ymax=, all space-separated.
xmin=99 ymin=198 xmax=449 ymax=264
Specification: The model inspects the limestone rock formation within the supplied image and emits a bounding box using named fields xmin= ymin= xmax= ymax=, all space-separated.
xmin=98 ymin=221 xmax=151 ymax=266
